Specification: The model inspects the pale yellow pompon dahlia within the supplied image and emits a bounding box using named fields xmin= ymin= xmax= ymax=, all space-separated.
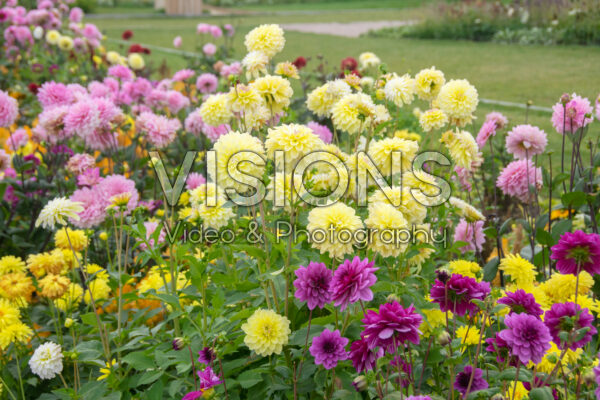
xmin=448 ymin=260 xmax=481 ymax=280
xmin=274 ymin=62 xmax=299 ymax=79
xmin=199 ymin=94 xmax=233 ymax=127
xmin=242 ymin=51 xmax=269 ymax=80
xmin=242 ymin=309 xmax=290 ymax=357
xmin=244 ymin=24 xmax=285 ymax=58
xmin=242 ymin=105 xmax=271 ymax=131
xmin=415 ymin=66 xmax=445 ymax=101
xmin=419 ymin=109 xmax=448 ymax=132
xmin=250 ymin=75 xmax=293 ymax=116
xmin=403 ymin=169 xmax=443 ymax=207
xmin=358 ymin=52 xmax=380 ymax=69
xmin=448 ymin=197 xmax=485 ymax=222
xmin=436 ymin=79 xmax=478 ymax=125
xmin=307 ymin=203 xmax=364 ymax=259
xmin=420 ymin=308 xmax=447 ymax=337
xmin=36 ymin=197 xmax=84 ymax=230
xmin=369 ymin=187 xmax=427 ymax=225
xmin=306 ymin=80 xmax=351 ymax=118
xmin=210 ymin=131 xmax=265 ymax=193
xmin=54 ymin=228 xmax=88 ymax=252
xmin=45 ymin=30 xmax=60 ymax=45
xmin=58 ymin=36 xmax=74 ymax=51
xmin=364 ymin=202 xmax=408 ymax=258
xmin=189 ymin=183 xmax=226 ymax=207
xmin=128 ymin=53 xmax=145 ymax=70
xmin=440 ymin=129 xmax=482 ymax=171
xmin=197 ymin=197 xmax=235 ymax=230
xmin=106 ymin=51 xmax=121 ymax=64
xmin=38 ymin=274 xmax=71 ymax=300
xmin=367 ymin=137 xmax=419 ymax=175
xmin=265 ymin=123 xmax=324 ymax=168
xmin=331 ymin=93 xmax=376 ymax=135
xmin=0 ymin=256 xmax=26 ymax=275
xmin=499 ymin=254 xmax=536 ymax=288
xmin=227 ymin=84 xmax=265 ymax=114
xmin=384 ymin=74 xmax=415 ymax=107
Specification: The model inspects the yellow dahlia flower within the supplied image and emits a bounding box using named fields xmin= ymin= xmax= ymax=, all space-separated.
xmin=189 ymin=183 xmax=226 ymax=207
xmin=35 ymin=197 xmax=84 ymax=230
xmin=364 ymin=202 xmax=408 ymax=258
xmin=54 ymin=228 xmax=88 ymax=252
xmin=0 ymin=299 xmax=21 ymax=329
xmin=436 ymin=79 xmax=478 ymax=126
xmin=250 ymin=75 xmax=293 ymax=116
xmin=127 ymin=53 xmax=145 ymax=70
xmin=0 ymin=322 xmax=33 ymax=350
xmin=415 ymin=66 xmax=445 ymax=101
xmin=306 ymin=203 xmax=364 ymax=259
xmin=58 ymin=36 xmax=74 ymax=51
xmin=210 ymin=131 xmax=265 ymax=193
xmin=331 ymin=93 xmax=376 ymax=135
xmin=0 ymin=256 xmax=26 ymax=275
xmin=448 ymin=197 xmax=485 ymax=222
xmin=55 ymin=283 xmax=84 ymax=312
xmin=306 ymin=80 xmax=351 ymax=118
xmin=242 ymin=309 xmax=290 ymax=356
xmin=197 ymin=197 xmax=235 ymax=230
xmin=199 ymin=94 xmax=233 ymax=127
xmin=440 ymin=129 xmax=482 ymax=171
xmin=27 ymin=250 xmax=66 ymax=277
xmin=421 ymin=307 xmax=447 ymax=337
xmin=265 ymin=123 xmax=324 ymax=168
xmin=499 ymin=254 xmax=536 ymax=288
xmin=456 ymin=325 xmax=480 ymax=346
xmin=242 ymin=51 xmax=269 ymax=80
xmin=227 ymin=84 xmax=264 ymax=115
xmin=541 ymin=272 xmax=594 ymax=304
xmin=274 ymin=62 xmax=299 ymax=79
xmin=419 ymin=109 xmax=448 ymax=132
xmin=369 ymin=187 xmax=427 ymax=225
xmin=45 ymin=30 xmax=61 ymax=45
xmin=358 ymin=52 xmax=380 ymax=69
xmin=0 ymin=272 xmax=34 ymax=301
xmin=244 ymin=24 xmax=285 ymax=58
xmin=368 ymin=137 xmax=419 ymax=175
xmin=448 ymin=260 xmax=481 ymax=280
xmin=38 ymin=274 xmax=71 ymax=300
xmin=84 ymin=279 xmax=111 ymax=304
xmin=384 ymin=74 xmax=415 ymax=107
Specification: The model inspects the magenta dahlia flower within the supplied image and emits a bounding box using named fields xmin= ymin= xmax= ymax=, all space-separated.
xmin=552 ymin=94 xmax=594 ymax=135
xmin=496 ymin=159 xmax=542 ymax=203
xmin=544 ymin=302 xmax=597 ymax=350
xmin=309 ymin=328 xmax=349 ymax=369
xmin=361 ymin=301 xmax=422 ymax=353
xmin=485 ymin=333 xmax=514 ymax=365
xmin=331 ymin=257 xmax=378 ymax=311
xmin=198 ymin=347 xmax=216 ymax=365
xmin=293 ymin=261 xmax=332 ymax=310
xmin=550 ymin=230 xmax=600 ymax=276
xmin=454 ymin=365 xmax=488 ymax=396
xmin=498 ymin=313 xmax=551 ymax=365
xmin=497 ymin=289 xmax=543 ymax=318
xmin=430 ymin=274 xmax=490 ymax=316
xmin=197 ymin=366 xmax=222 ymax=390
xmin=505 ymin=124 xmax=548 ymax=159
xmin=349 ymin=337 xmax=383 ymax=373
xmin=182 ymin=391 xmax=203 ymax=400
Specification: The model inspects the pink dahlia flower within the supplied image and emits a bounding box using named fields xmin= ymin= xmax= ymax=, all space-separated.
xmin=309 ymin=329 xmax=348 ymax=369
xmin=307 ymin=121 xmax=333 ymax=144
xmin=97 ymin=174 xmax=139 ymax=215
xmin=505 ymin=124 xmax=547 ymax=159
xmin=551 ymin=93 xmax=594 ymax=135
xmin=293 ymin=261 xmax=332 ymax=310
xmin=475 ymin=119 xmax=496 ymax=148
xmin=331 ymin=256 xmax=378 ymax=311
xmin=0 ymin=90 xmax=18 ymax=127
xmin=453 ymin=218 xmax=485 ymax=253
xmin=550 ymin=230 xmax=600 ymax=276
xmin=361 ymin=301 xmax=422 ymax=353
xmin=496 ymin=159 xmax=542 ymax=203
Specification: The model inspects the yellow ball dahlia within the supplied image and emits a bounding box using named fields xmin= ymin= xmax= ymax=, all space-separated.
xmin=242 ymin=309 xmax=290 ymax=357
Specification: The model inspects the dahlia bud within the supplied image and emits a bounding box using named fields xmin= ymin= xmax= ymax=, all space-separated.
xmin=435 ymin=269 xmax=450 ymax=284
xmin=352 ymin=375 xmax=368 ymax=392
xmin=172 ymin=337 xmax=187 ymax=351
xmin=560 ymin=93 xmax=571 ymax=104
xmin=64 ymin=318 xmax=74 ymax=328
xmin=375 ymin=89 xmax=385 ymax=100
xmin=490 ymin=394 xmax=505 ymax=400
xmin=386 ymin=293 xmax=401 ymax=303
xmin=526 ymin=100 xmax=533 ymax=106
xmin=437 ymin=331 xmax=451 ymax=347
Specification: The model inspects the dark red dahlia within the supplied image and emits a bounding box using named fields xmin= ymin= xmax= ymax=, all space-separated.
xmin=292 ymin=56 xmax=307 ymax=69
xmin=122 ymin=30 xmax=133 ymax=40
xmin=340 ymin=56 xmax=358 ymax=72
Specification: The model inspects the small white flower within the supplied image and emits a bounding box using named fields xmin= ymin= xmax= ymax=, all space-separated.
xmin=33 ymin=26 xmax=44 ymax=40
xmin=35 ymin=197 xmax=84 ymax=230
xmin=29 ymin=342 xmax=63 ymax=380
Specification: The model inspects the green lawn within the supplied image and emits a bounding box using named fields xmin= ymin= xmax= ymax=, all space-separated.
xmin=93 ymin=11 xmax=600 ymax=171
